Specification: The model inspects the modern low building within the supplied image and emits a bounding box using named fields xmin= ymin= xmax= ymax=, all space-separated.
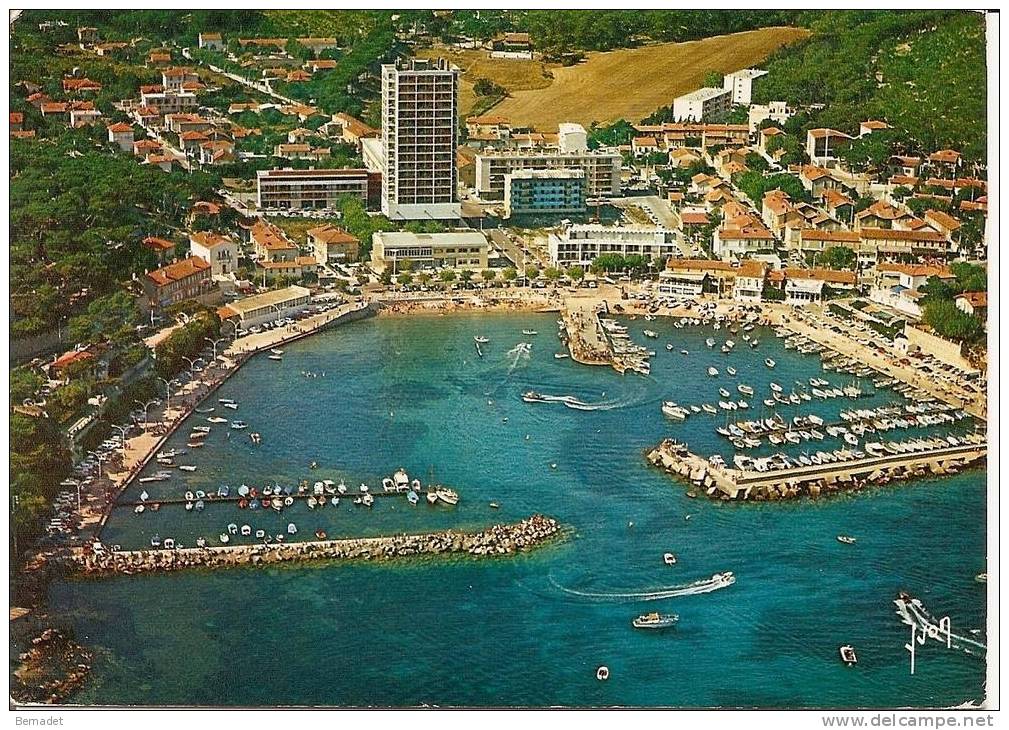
xmin=141 ymin=256 xmax=217 ymax=312
xmin=371 ymin=230 xmax=489 ymax=271
xmin=256 ymin=168 xmax=379 ymax=210
xmin=672 ymin=87 xmax=732 ymax=122
xmin=474 ymin=149 xmax=621 ymax=199
xmin=504 ymin=168 xmax=586 ymax=218
xmin=548 ymin=224 xmax=681 ymax=267
xmin=218 ymin=285 xmax=312 ymax=329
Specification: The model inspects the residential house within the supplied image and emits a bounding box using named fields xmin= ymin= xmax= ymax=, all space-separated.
xmin=854 ymin=200 xmax=912 ymax=230
xmin=107 ymin=121 xmax=135 ymax=151
xmin=732 ymin=260 xmax=767 ymax=302
xmin=10 ymin=112 xmax=23 ymax=132
xmin=758 ymin=126 xmax=783 ymax=152
xmin=273 ymin=143 xmax=331 ymax=160
xmin=804 ymin=128 xmax=852 ymax=166
xmin=955 ymin=292 xmax=987 ymax=319
xmin=821 ymin=188 xmax=854 ymax=225
xmin=162 ymin=67 xmax=201 ymax=91
xmin=928 ymin=149 xmax=962 ymax=178
xmin=133 ymin=139 xmax=163 ymax=157
xmin=249 ymin=219 xmax=299 ymax=262
xmin=331 ymin=112 xmax=379 ymax=149
xmin=148 ymin=50 xmax=172 ymax=66
xmin=306 ymin=59 xmax=338 ymax=73
xmin=465 ymin=115 xmax=511 ymax=141
xmin=69 ymin=102 xmax=102 ymax=128
xmin=142 ymin=236 xmax=176 ymax=263
xmin=859 ymin=120 xmax=891 ymax=137
xmin=190 ymin=232 xmax=239 ymax=276
xmin=77 ymin=26 xmax=99 ymax=45
xmin=199 ymin=139 xmax=236 ymax=165
xmin=748 ymin=101 xmax=792 ymax=133
xmin=198 ymin=33 xmax=224 ymax=51
xmin=631 ymin=136 xmax=660 ymax=156
xmin=145 ymin=153 xmax=175 ymax=172
xmin=95 ymin=42 xmax=128 ymax=57
xmin=713 ymin=213 xmax=775 ymax=260
xmin=888 ymin=155 xmax=922 ymax=178
xmin=923 ymin=209 xmax=962 ymax=242
xmin=308 ymin=225 xmax=360 ymax=265
xmin=297 ymin=37 xmax=340 ymax=54
xmin=141 ymin=256 xmax=217 ymax=312
xmin=63 ymin=77 xmax=102 ymax=94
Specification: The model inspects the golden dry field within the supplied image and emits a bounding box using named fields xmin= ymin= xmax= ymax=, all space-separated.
xmin=446 ymin=26 xmax=809 ymax=128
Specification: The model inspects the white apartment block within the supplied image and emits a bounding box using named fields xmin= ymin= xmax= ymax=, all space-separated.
xmin=548 ymin=224 xmax=682 ymax=267
xmin=381 ymin=58 xmax=461 ymax=221
xmin=474 ymin=150 xmax=621 ymax=199
xmin=371 ymin=231 xmax=488 ymax=270
xmin=723 ymin=68 xmax=768 ymax=105
xmin=139 ymin=90 xmax=198 ymax=117
xmin=672 ymin=87 xmax=732 ymax=122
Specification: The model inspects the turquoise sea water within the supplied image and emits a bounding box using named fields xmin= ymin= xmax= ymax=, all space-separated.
xmin=49 ymin=313 xmax=987 ymax=707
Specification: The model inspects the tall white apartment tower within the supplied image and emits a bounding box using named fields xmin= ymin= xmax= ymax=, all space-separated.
xmin=381 ymin=57 xmax=461 ymax=221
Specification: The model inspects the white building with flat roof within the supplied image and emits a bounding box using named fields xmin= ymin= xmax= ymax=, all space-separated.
xmin=475 ymin=149 xmax=621 ymax=199
xmin=557 ymin=122 xmax=588 ymax=154
xmin=218 ymin=285 xmax=312 ymax=328
xmin=548 ymin=224 xmax=681 ymax=267
xmin=371 ymin=230 xmax=489 ymax=271
xmin=672 ymin=87 xmax=732 ymax=122
xmin=723 ymin=68 xmax=768 ymax=105
xmin=380 ymin=58 xmax=461 ymax=221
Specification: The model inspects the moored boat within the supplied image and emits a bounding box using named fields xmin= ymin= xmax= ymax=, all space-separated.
xmin=632 ymin=612 xmax=679 ymax=630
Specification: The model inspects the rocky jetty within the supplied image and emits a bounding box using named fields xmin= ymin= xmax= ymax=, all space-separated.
xmin=12 ymin=628 xmax=92 ymax=705
xmin=63 ymin=515 xmax=562 ymax=576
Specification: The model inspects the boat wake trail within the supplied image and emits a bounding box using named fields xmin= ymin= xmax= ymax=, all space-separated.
xmin=548 ymin=572 xmax=735 ymax=602
xmin=506 ymin=342 xmax=532 ymax=374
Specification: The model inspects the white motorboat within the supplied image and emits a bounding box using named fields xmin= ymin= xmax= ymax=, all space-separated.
xmin=230 ymin=421 xmax=248 ymax=430
xmin=737 ymin=384 xmax=754 ymax=396
xmin=726 ymin=367 xmax=737 ymax=376
xmin=663 ymin=552 xmax=677 ymax=565
xmin=207 ymin=416 xmax=228 ymax=424
xmin=707 ymin=367 xmax=719 ymax=377
xmin=474 ymin=336 xmax=489 ymax=344
xmin=765 ymin=358 xmax=776 ymax=369
xmin=522 ymin=329 xmax=538 ymax=336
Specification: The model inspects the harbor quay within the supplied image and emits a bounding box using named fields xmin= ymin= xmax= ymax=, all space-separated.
xmin=647 ymin=437 xmax=987 ymax=501
xmin=62 ymin=515 xmax=561 ymax=576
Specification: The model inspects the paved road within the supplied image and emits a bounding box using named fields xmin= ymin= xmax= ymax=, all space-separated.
xmin=609 ymin=195 xmax=694 ymax=257
xmin=488 ymin=229 xmax=548 ymax=268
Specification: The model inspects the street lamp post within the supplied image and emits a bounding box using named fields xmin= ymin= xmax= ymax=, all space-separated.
xmin=110 ymin=424 xmax=129 ymax=462
xmin=158 ymin=378 xmax=177 ymax=417
xmin=205 ymin=336 xmax=225 ymax=361
xmin=11 ymin=495 xmax=20 ymax=560
xmin=135 ymin=399 xmax=158 ymax=430
xmin=88 ymin=450 xmax=106 ymax=481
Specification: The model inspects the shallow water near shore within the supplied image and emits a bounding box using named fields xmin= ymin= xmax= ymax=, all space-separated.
xmin=49 ymin=312 xmax=987 ymax=707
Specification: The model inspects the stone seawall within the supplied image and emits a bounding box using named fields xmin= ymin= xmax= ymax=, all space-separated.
xmin=67 ymin=515 xmax=562 ymax=576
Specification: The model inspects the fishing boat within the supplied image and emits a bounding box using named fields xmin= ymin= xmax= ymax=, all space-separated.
xmin=554 ymin=353 xmax=569 ymax=359
xmin=223 ymin=402 xmax=239 ymax=410
xmin=839 ymin=645 xmax=858 ymax=666
xmin=975 ymin=573 xmax=988 ymax=583
xmin=702 ymin=404 xmax=718 ymax=414
xmin=179 ymin=465 xmax=197 ymax=472
xmin=268 ymin=354 xmax=283 ymax=361
xmin=632 ymin=612 xmax=679 ymax=630
xmin=230 ymin=421 xmax=248 ymax=430
xmin=435 ymin=487 xmax=459 ymax=505
xmin=522 ymin=329 xmax=538 ymax=336
xmin=643 ymin=329 xmax=658 ymax=339
xmin=207 ymin=416 xmax=228 ymax=424
xmin=737 ymin=384 xmax=754 ymax=396
xmin=287 ymin=523 xmax=297 ymax=535
xmin=196 ymin=407 xmax=215 ymax=414
xmin=765 ymin=358 xmax=776 ymax=369
xmin=707 ymin=366 xmax=719 ymax=377
xmin=271 ymin=349 xmax=284 ymax=356
xmin=362 ymin=493 xmax=375 ymax=507
xmin=219 ymin=398 xmax=236 ymax=405
xmin=426 ymin=491 xmax=439 ymax=505
xmin=726 ymin=367 xmax=737 ymax=376
xmin=474 ymin=336 xmax=489 ymax=344
xmin=718 ymin=388 xmax=731 ymax=398
xmin=407 ymin=490 xmax=420 ymax=505
xmin=705 ymin=338 xmax=716 ymax=348
xmin=663 ymin=552 xmax=677 ymax=565
xmin=134 ymin=505 xmax=145 ymax=514
xmin=661 ymin=401 xmax=688 ymax=420
xmin=150 ymin=535 xmax=161 ymax=548
xmin=837 ymin=535 xmax=857 ymax=545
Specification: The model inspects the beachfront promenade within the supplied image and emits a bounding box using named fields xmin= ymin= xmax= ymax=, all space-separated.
xmin=88 ymin=301 xmax=374 ymax=537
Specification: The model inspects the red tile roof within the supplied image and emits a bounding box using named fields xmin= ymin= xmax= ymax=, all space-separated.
xmin=146 ymin=256 xmax=210 ymax=287
xmin=307 ymin=224 xmax=359 ymax=245
xmin=957 ymin=291 xmax=987 ymax=308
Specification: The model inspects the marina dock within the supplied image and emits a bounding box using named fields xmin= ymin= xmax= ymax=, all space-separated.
xmin=648 ymin=437 xmax=987 ymax=501
xmin=63 ymin=515 xmax=561 ymax=576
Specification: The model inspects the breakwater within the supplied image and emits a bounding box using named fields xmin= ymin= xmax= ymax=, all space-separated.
xmin=647 ymin=438 xmax=987 ymax=501
xmin=66 ymin=515 xmax=561 ymax=576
